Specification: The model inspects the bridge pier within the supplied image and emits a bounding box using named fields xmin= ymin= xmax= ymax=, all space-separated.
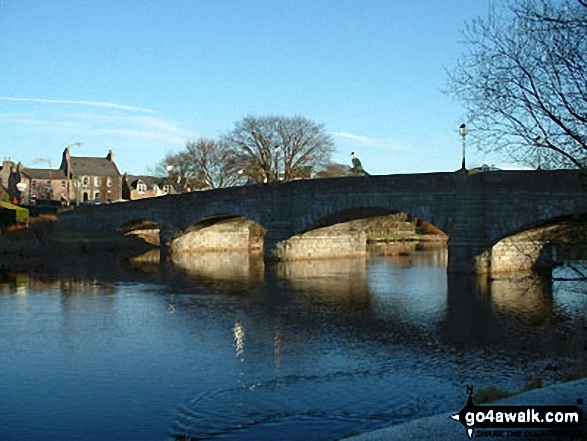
xmin=262 ymin=222 xmax=293 ymax=262
xmin=447 ymin=171 xmax=492 ymax=274
xmin=159 ymin=223 xmax=181 ymax=259
xmin=56 ymin=170 xmax=586 ymax=277
xmin=447 ymin=240 xmax=491 ymax=274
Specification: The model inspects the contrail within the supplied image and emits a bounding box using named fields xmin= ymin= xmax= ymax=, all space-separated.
xmin=0 ymin=96 xmax=154 ymax=113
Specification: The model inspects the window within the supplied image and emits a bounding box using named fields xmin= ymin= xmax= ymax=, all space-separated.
xmin=61 ymin=180 xmax=66 ymax=189
xmin=94 ymin=176 xmax=102 ymax=186
xmin=31 ymin=179 xmax=36 ymax=189
xmin=107 ymin=191 xmax=112 ymax=202
xmin=82 ymin=176 xmax=89 ymax=186
xmin=94 ymin=191 xmax=100 ymax=201
xmin=163 ymin=184 xmax=172 ymax=194
xmin=107 ymin=177 xmax=112 ymax=187
xmin=137 ymin=182 xmax=147 ymax=193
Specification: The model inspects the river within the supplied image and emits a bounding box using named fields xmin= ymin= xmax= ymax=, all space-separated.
xmin=0 ymin=244 xmax=585 ymax=440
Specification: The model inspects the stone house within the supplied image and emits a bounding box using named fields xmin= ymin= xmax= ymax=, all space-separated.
xmin=18 ymin=166 xmax=71 ymax=205
xmin=12 ymin=148 xmax=123 ymax=205
xmin=63 ymin=149 xmax=122 ymax=204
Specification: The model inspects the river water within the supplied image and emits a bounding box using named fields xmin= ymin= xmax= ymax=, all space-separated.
xmin=0 ymin=245 xmax=585 ymax=440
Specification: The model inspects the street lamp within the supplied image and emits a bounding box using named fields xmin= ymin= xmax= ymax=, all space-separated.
xmin=459 ymin=123 xmax=467 ymax=170
xmin=534 ymin=136 xmax=546 ymax=170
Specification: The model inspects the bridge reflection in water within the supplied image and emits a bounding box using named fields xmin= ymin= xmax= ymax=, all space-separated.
xmin=1 ymin=242 xmax=585 ymax=440
xmin=125 ymin=244 xmax=583 ymax=331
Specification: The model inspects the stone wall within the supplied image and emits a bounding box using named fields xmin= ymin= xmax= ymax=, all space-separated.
xmin=170 ymin=215 xmax=435 ymax=261
xmin=57 ymin=170 xmax=587 ymax=273
xmin=272 ymin=221 xmax=368 ymax=260
xmin=489 ymin=222 xmax=587 ymax=273
xmin=125 ymin=228 xmax=160 ymax=246
xmin=172 ymin=218 xmax=263 ymax=253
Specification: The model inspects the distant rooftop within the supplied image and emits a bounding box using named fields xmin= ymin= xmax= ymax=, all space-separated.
xmin=70 ymin=156 xmax=121 ymax=177
xmin=22 ymin=167 xmax=66 ymax=180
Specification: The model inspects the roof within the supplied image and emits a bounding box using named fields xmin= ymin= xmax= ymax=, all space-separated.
xmin=127 ymin=175 xmax=166 ymax=188
xmin=22 ymin=168 xmax=67 ymax=180
xmin=70 ymin=156 xmax=121 ymax=177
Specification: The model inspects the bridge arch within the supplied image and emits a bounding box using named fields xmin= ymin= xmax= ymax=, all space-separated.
xmin=117 ymin=218 xmax=163 ymax=246
xmin=290 ymin=200 xmax=451 ymax=239
xmin=484 ymin=213 xmax=587 ymax=273
xmin=169 ymin=213 xmax=267 ymax=253
xmin=57 ymin=170 xmax=587 ymax=274
xmin=271 ymin=206 xmax=448 ymax=261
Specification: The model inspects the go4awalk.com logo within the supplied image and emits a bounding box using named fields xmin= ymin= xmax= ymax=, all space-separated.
xmin=450 ymin=386 xmax=584 ymax=438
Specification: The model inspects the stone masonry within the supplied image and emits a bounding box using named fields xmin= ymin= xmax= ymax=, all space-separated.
xmin=58 ymin=170 xmax=587 ymax=274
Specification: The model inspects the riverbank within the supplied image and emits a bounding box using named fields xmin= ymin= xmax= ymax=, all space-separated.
xmin=0 ymin=217 xmax=154 ymax=260
xmin=344 ymin=378 xmax=586 ymax=441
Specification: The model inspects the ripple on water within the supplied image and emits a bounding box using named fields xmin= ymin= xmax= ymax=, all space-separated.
xmin=169 ymin=365 xmax=460 ymax=441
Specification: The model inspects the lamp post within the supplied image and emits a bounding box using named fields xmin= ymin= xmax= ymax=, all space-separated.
xmin=459 ymin=123 xmax=467 ymax=170
xmin=534 ymin=136 xmax=545 ymax=170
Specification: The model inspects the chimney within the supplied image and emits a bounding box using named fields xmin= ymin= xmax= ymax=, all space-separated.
xmin=60 ymin=147 xmax=71 ymax=177
xmin=107 ymin=150 xmax=115 ymax=162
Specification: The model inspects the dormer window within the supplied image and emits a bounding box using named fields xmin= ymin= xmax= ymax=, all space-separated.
xmin=137 ymin=182 xmax=147 ymax=193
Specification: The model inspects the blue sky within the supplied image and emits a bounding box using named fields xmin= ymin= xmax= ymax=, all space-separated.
xmin=0 ymin=0 xmax=512 ymax=176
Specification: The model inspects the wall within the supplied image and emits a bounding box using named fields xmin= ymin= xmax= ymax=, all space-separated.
xmin=489 ymin=222 xmax=587 ymax=273
xmin=172 ymin=218 xmax=263 ymax=252
xmin=56 ymin=170 xmax=587 ymax=274
xmin=272 ymin=221 xmax=368 ymax=260
xmin=24 ymin=178 xmax=68 ymax=205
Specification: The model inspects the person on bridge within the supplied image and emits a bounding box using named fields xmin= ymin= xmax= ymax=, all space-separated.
xmin=350 ymin=152 xmax=370 ymax=176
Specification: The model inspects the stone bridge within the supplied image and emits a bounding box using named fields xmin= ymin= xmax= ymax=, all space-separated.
xmin=58 ymin=170 xmax=587 ymax=273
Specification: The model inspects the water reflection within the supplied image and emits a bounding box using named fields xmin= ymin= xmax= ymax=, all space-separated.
xmin=367 ymin=246 xmax=448 ymax=329
xmin=233 ymin=321 xmax=245 ymax=360
xmin=368 ymin=242 xmax=448 ymax=269
xmin=484 ymin=274 xmax=554 ymax=322
xmin=1 ymin=244 xmax=586 ymax=440
xmin=275 ymin=258 xmax=370 ymax=309
xmin=171 ymin=250 xmax=265 ymax=290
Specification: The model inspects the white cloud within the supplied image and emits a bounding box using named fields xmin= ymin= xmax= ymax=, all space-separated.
xmin=98 ymin=129 xmax=186 ymax=145
xmin=331 ymin=131 xmax=407 ymax=151
xmin=330 ymin=131 xmax=379 ymax=146
xmin=0 ymin=112 xmax=87 ymax=130
xmin=129 ymin=116 xmax=185 ymax=134
xmin=0 ymin=96 xmax=154 ymax=114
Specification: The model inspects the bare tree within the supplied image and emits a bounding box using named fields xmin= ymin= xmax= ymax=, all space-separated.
xmin=185 ymin=138 xmax=240 ymax=189
xmin=152 ymin=152 xmax=191 ymax=192
xmin=223 ymin=116 xmax=335 ymax=182
xmin=446 ymin=0 xmax=587 ymax=169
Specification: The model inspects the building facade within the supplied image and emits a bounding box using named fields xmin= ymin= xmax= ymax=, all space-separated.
xmin=63 ymin=149 xmax=122 ymax=204
xmin=12 ymin=148 xmax=123 ymax=205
